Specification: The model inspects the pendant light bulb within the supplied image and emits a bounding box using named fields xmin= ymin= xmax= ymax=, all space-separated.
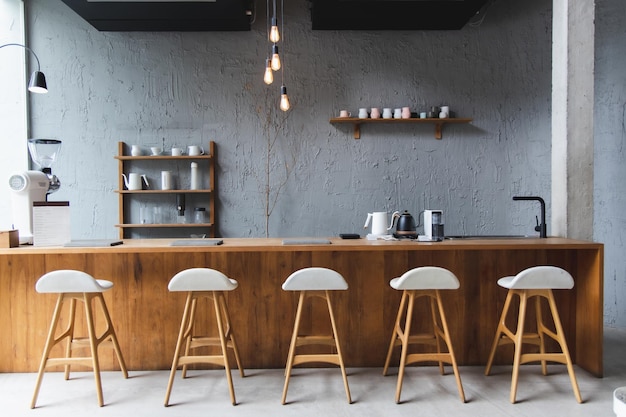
xmin=280 ymin=85 xmax=290 ymax=112
xmin=263 ymin=59 xmax=274 ymax=85
xmin=270 ymin=17 xmax=280 ymax=43
xmin=271 ymin=44 xmax=281 ymax=71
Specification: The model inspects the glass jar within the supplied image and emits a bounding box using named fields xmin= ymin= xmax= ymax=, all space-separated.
xmin=194 ymin=207 xmax=207 ymax=224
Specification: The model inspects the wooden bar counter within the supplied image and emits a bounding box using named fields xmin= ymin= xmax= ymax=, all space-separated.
xmin=0 ymin=237 xmax=604 ymax=376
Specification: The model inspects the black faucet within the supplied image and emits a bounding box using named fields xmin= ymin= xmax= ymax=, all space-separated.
xmin=513 ymin=196 xmax=547 ymax=238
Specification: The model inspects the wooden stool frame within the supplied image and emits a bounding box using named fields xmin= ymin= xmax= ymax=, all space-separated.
xmin=383 ymin=289 xmax=465 ymax=403
xmin=31 ymin=291 xmax=128 ymax=408
xmin=484 ymin=288 xmax=582 ymax=403
xmin=282 ymin=290 xmax=352 ymax=405
xmin=164 ymin=290 xmax=244 ymax=406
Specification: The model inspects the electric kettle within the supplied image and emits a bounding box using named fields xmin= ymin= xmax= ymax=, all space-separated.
xmin=392 ymin=210 xmax=417 ymax=238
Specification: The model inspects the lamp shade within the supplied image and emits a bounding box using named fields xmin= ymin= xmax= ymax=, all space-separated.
xmin=28 ymin=71 xmax=48 ymax=94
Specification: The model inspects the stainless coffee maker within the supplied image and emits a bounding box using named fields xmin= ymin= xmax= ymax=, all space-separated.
xmin=423 ymin=210 xmax=444 ymax=241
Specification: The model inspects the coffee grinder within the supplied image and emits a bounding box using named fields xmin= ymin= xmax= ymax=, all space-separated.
xmin=423 ymin=209 xmax=444 ymax=241
xmin=8 ymin=139 xmax=62 ymax=244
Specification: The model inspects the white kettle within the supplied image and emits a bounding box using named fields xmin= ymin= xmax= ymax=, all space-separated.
xmin=122 ymin=173 xmax=149 ymax=190
xmin=364 ymin=211 xmax=397 ymax=236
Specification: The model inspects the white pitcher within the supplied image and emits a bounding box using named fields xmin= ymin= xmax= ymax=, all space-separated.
xmin=364 ymin=211 xmax=395 ymax=236
xmin=122 ymin=173 xmax=149 ymax=190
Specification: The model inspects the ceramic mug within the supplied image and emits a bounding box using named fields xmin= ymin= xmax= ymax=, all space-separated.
xmin=339 ymin=110 xmax=351 ymax=118
xmin=382 ymin=108 xmax=393 ymax=119
xmin=402 ymin=107 xmax=411 ymax=119
xmin=370 ymin=108 xmax=381 ymax=119
xmin=171 ymin=147 xmax=183 ymax=156
xmin=358 ymin=108 xmax=368 ymax=119
xmin=394 ymin=108 xmax=402 ymax=119
xmin=187 ymin=145 xmax=204 ymax=156
xmin=131 ymin=145 xmax=142 ymax=156
xmin=150 ymin=146 xmax=162 ymax=155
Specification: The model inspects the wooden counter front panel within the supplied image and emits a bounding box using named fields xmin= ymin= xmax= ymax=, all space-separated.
xmin=0 ymin=245 xmax=602 ymax=376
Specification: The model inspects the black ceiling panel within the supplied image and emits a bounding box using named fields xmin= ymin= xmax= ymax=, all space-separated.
xmin=60 ymin=0 xmax=254 ymax=31
xmin=310 ymin=0 xmax=491 ymax=30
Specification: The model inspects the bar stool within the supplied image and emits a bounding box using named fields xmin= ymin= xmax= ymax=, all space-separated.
xmin=281 ymin=267 xmax=352 ymax=404
xmin=164 ymin=268 xmax=244 ymax=406
xmin=484 ymin=266 xmax=582 ymax=403
xmin=30 ymin=270 xmax=128 ymax=408
xmin=382 ymin=266 xmax=465 ymax=403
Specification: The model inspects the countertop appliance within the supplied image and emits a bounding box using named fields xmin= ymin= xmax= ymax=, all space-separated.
xmin=423 ymin=209 xmax=444 ymax=241
xmin=392 ymin=210 xmax=417 ymax=239
xmin=8 ymin=139 xmax=62 ymax=244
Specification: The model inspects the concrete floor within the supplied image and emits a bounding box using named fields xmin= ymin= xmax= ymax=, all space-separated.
xmin=3 ymin=327 xmax=625 ymax=417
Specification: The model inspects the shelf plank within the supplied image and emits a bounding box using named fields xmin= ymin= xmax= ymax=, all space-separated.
xmin=329 ymin=117 xmax=473 ymax=140
xmin=115 ymin=223 xmax=214 ymax=228
xmin=115 ymin=189 xmax=213 ymax=194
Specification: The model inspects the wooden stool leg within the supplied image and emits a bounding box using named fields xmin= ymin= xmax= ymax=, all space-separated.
xmin=282 ymin=291 xmax=305 ymax=405
xmin=96 ymin=293 xmax=128 ymax=378
xmin=435 ymin=290 xmax=465 ymax=403
xmin=164 ymin=292 xmax=193 ymax=407
xmin=218 ymin=293 xmax=245 ymax=378
xmin=326 ymin=290 xmax=352 ymax=404
xmin=31 ymin=294 xmax=65 ymax=409
xmin=213 ymin=292 xmax=236 ymax=405
xmin=395 ymin=291 xmax=415 ymax=404
xmin=383 ymin=291 xmax=408 ymax=376
xmin=535 ymin=296 xmax=548 ymax=375
xmin=430 ymin=295 xmax=445 ymax=375
xmin=83 ymin=294 xmax=104 ymax=407
xmin=546 ymin=291 xmax=583 ymax=403
xmin=485 ymin=290 xmax=515 ymax=376
xmin=63 ymin=298 xmax=77 ymax=381
xmin=510 ymin=290 xmax=528 ymax=404
xmin=181 ymin=297 xmax=198 ymax=379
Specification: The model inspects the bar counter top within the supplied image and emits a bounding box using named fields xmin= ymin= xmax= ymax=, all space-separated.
xmin=0 ymin=237 xmax=603 ymax=376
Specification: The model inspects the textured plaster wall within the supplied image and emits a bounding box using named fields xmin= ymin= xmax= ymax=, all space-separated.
xmin=21 ymin=0 xmax=626 ymax=328
xmin=595 ymin=0 xmax=626 ymax=328
xmin=26 ymin=0 xmax=552 ymax=239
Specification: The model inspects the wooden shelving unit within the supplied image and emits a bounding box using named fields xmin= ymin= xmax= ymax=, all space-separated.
xmin=114 ymin=141 xmax=216 ymax=239
xmin=329 ymin=117 xmax=473 ymax=139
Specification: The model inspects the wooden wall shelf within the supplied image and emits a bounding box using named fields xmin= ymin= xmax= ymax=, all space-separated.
xmin=329 ymin=117 xmax=473 ymax=139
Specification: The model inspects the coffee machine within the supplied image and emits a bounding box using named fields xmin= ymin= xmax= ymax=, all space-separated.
xmin=423 ymin=209 xmax=444 ymax=241
xmin=8 ymin=139 xmax=62 ymax=244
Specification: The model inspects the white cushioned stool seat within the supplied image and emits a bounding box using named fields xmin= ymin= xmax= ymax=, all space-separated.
xmin=281 ymin=267 xmax=351 ymax=405
xmin=31 ymin=270 xmax=128 ymax=408
xmin=485 ymin=265 xmax=582 ymax=404
xmin=164 ymin=268 xmax=244 ymax=407
xmin=35 ymin=269 xmax=113 ymax=293
xmin=615 ymin=387 xmax=626 ymax=416
xmin=383 ymin=266 xmax=465 ymax=403
xmin=282 ymin=267 xmax=348 ymax=291
xmin=168 ymin=267 xmax=238 ymax=292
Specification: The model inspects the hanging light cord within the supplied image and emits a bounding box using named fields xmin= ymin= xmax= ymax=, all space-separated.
xmin=0 ymin=43 xmax=42 ymax=72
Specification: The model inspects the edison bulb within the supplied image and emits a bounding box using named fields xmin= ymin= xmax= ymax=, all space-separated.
xmin=280 ymin=85 xmax=290 ymax=112
xmin=271 ymin=44 xmax=281 ymax=71
xmin=270 ymin=17 xmax=280 ymax=43
xmin=264 ymin=60 xmax=274 ymax=85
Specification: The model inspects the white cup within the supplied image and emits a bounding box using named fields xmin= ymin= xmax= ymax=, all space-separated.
xmin=171 ymin=147 xmax=183 ymax=156
xmin=394 ymin=108 xmax=402 ymax=119
xmin=370 ymin=108 xmax=381 ymax=119
xmin=187 ymin=145 xmax=204 ymax=156
xmin=339 ymin=110 xmax=351 ymax=118
xmin=358 ymin=108 xmax=368 ymax=119
xmin=439 ymin=111 xmax=449 ymax=119
xmin=161 ymin=171 xmax=172 ymax=190
xmin=131 ymin=145 xmax=142 ymax=156
xmin=382 ymin=108 xmax=393 ymax=119
xmin=150 ymin=146 xmax=162 ymax=155
xmin=441 ymin=105 xmax=450 ymax=115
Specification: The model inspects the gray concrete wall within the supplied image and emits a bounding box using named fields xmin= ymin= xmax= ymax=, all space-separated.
xmin=21 ymin=0 xmax=626 ymax=327
xmin=595 ymin=0 xmax=626 ymax=328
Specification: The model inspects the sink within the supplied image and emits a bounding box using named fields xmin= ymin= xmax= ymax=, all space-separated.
xmin=444 ymin=235 xmax=533 ymax=240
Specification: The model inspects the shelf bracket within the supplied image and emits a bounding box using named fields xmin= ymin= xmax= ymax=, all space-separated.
xmin=435 ymin=123 xmax=443 ymax=140
xmin=353 ymin=123 xmax=361 ymax=139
